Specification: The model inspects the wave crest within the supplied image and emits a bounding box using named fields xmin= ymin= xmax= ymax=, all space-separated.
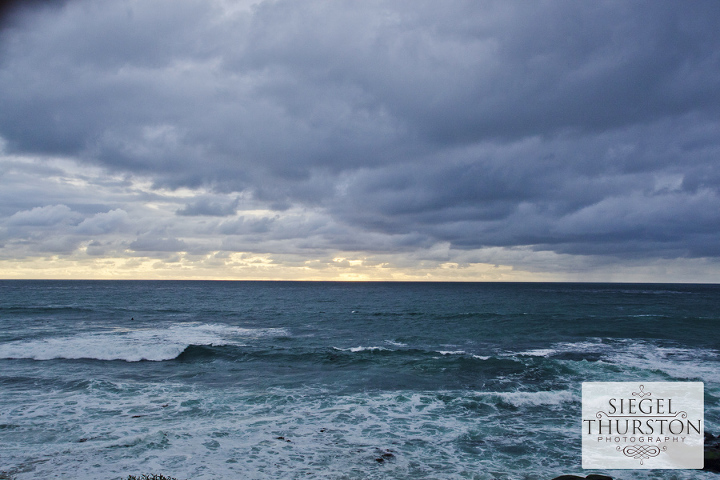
xmin=0 ymin=323 xmax=287 ymax=362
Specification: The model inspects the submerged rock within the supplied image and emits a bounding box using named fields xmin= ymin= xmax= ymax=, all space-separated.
xmin=373 ymin=447 xmax=396 ymax=464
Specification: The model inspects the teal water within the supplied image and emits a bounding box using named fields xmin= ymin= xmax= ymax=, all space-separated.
xmin=1 ymin=281 xmax=719 ymax=479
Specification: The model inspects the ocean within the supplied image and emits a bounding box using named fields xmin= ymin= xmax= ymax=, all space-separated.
xmin=1 ymin=280 xmax=719 ymax=480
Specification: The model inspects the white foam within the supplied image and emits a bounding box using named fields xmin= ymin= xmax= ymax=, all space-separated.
xmin=514 ymin=338 xmax=720 ymax=384
xmin=437 ymin=350 xmax=465 ymax=355
xmin=349 ymin=346 xmax=389 ymax=352
xmin=384 ymin=340 xmax=407 ymax=347
xmin=515 ymin=340 xmax=609 ymax=358
xmin=606 ymin=340 xmax=720 ymax=383
xmin=516 ymin=348 xmax=556 ymax=357
xmin=482 ymin=389 xmax=577 ymax=407
xmin=553 ymin=340 xmax=609 ymax=352
xmin=332 ymin=346 xmax=390 ymax=352
xmin=0 ymin=383 xmax=673 ymax=480
xmin=0 ymin=323 xmax=288 ymax=362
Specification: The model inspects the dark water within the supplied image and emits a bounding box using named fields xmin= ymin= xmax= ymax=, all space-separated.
xmin=1 ymin=281 xmax=719 ymax=479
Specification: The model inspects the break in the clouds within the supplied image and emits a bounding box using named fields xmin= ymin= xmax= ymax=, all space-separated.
xmin=1 ymin=0 xmax=720 ymax=281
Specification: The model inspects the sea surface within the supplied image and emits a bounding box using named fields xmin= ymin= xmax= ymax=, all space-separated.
xmin=1 ymin=281 xmax=719 ymax=480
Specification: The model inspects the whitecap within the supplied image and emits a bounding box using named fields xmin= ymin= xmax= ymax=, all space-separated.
xmin=349 ymin=346 xmax=389 ymax=352
xmin=332 ymin=346 xmax=390 ymax=352
xmin=516 ymin=348 xmax=556 ymax=357
xmin=0 ymin=323 xmax=287 ymax=362
xmin=482 ymin=390 xmax=577 ymax=407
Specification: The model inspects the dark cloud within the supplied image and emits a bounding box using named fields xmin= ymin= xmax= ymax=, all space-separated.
xmin=0 ymin=0 xmax=70 ymax=28
xmin=1 ymin=0 xmax=720 ymax=273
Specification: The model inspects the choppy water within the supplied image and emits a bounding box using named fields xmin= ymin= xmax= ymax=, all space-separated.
xmin=1 ymin=281 xmax=719 ymax=479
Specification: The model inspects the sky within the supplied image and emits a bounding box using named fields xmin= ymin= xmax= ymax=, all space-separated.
xmin=1 ymin=0 xmax=720 ymax=282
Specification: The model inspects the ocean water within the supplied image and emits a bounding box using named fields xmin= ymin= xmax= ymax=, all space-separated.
xmin=1 ymin=280 xmax=719 ymax=480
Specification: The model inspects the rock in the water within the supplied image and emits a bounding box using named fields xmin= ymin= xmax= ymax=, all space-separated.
xmin=706 ymin=446 xmax=720 ymax=472
xmin=551 ymin=432 xmax=720 ymax=478
xmin=373 ymin=447 xmax=395 ymax=464
xmin=706 ymin=430 xmax=720 ymax=473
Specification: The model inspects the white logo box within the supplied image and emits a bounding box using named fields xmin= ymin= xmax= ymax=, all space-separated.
xmin=582 ymin=382 xmax=704 ymax=469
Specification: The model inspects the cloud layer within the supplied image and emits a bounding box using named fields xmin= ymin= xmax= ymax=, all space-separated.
xmin=1 ymin=0 xmax=720 ymax=280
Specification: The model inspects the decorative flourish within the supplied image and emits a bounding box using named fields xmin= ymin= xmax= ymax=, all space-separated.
xmin=632 ymin=385 xmax=651 ymax=398
xmin=617 ymin=445 xmax=666 ymax=465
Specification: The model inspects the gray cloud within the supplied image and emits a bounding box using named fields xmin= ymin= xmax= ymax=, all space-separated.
xmin=75 ymin=209 xmax=129 ymax=234
xmin=129 ymin=235 xmax=187 ymax=253
xmin=6 ymin=204 xmax=82 ymax=227
xmin=176 ymin=196 xmax=238 ymax=217
xmin=1 ymin=0 xmax=720 ymax=277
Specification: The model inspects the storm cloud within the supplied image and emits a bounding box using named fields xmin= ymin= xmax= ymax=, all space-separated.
xmin=1 ymin=0 xmax=720 ymax=280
